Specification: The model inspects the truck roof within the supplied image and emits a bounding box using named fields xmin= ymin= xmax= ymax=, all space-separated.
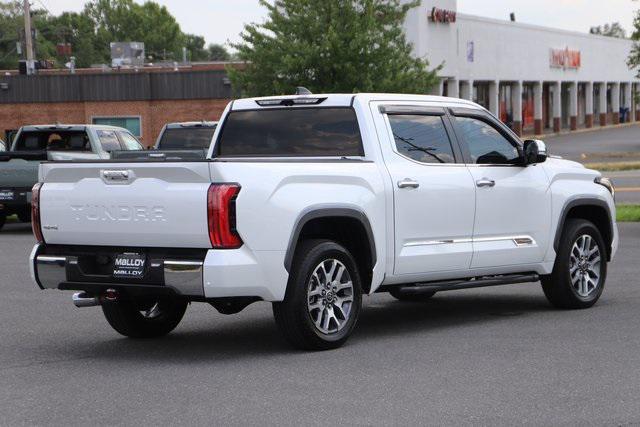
xmin=164 ymin=121 xmax=218 ymax=129
xmin=18 ymin=124 xmax=128 ymax=132
xmin=231 ymin=93 xmax=484 ymax=111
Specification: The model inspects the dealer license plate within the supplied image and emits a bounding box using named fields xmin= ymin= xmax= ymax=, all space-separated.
xmin=113 ymin=253 xmax=146 ymax=279
xmin=0 ymin=190 xmax=14 ymax=201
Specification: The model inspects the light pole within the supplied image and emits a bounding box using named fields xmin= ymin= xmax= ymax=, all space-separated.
xmin=23 ymin=0 xmax=35 ymax=75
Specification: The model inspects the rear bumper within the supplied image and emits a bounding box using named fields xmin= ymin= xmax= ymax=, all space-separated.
xmin=0 ymin=187 xmax=31 ymax=212
xmin=30 ymin=243 xmax=205 ymax=298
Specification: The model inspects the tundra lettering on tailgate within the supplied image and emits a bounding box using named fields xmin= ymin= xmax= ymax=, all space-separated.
xmin=70 ymin=205 xmax=166 ymax=222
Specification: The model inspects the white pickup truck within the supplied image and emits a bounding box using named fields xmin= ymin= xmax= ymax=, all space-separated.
xmin=29 ymin=93 xmax=618 ymax=350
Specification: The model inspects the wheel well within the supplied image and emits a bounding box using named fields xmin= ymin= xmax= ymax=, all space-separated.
xmin=293 ymin=216 xmax=375 ymax=293
xmin=563 ymin=204 xmax=613 ymax=260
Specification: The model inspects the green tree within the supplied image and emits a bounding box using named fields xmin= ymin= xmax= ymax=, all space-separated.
xmin=229 ymin=0 xmax=440 ymax=97
xmin=184 ymin=34 xmax=207 ymax=61
xmin=207 ymin=43 xmax=230 ymax=61
xmin=0 ymin=2 xmax=60 ymax=69
xmin=590 ymin=22 xmax=626 ymax=38
xmin=84 ymin=0 xmax=183 ymax=61
xmin=0 ymin=0 xmax=218 ymax=70
xmin=629 ymin=10 xmax=640 ymax=77
xmin=39 ymin=11 xmax=101 ymax=68
xmin=0 ymin=1 xmax=23 ymax=70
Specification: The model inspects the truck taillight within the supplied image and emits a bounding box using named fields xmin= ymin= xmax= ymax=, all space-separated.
xmin=31 ymin=182 xmax=44 ymax=243
xmin=207 ymin=184 xmax=242 ymax=249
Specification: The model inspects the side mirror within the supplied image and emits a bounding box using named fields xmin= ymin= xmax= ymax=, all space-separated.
xmin=523 ymin=139 xmax=547 ymax=165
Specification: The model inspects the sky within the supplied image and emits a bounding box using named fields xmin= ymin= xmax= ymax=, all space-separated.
xmin=43 ymin=0 xmax=639 ymax=47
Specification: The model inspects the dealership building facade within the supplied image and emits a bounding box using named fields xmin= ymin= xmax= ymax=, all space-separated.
xmin=403 ymin=0 xmax=640 ymax=135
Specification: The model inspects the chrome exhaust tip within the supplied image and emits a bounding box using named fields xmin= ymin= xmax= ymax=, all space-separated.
xmin=72 ymin=292 xmax=100 ymax=308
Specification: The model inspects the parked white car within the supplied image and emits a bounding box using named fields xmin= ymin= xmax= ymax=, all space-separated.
xmin=29 ymin=93 xmax=617 ymax=350
xmin=0 ymin=124 xmax=143 ymax=230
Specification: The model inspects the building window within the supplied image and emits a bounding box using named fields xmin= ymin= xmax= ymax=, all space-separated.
xmin=92 ymin=116 xmax=141 ymax=137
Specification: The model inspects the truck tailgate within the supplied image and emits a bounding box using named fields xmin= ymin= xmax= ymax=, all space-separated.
xmin=39 ymin=162 xmax=212 ymax=248
xmin=0 ymin=158 xmax=39 ymax=188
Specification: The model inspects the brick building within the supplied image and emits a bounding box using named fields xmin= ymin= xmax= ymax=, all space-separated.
xmin=0 ymin=63 xmax=234 ymax=147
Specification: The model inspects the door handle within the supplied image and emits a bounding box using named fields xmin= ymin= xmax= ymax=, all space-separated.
xmin=476 ymin=178 xmax=495 ymax=188
xmin=103 ymin=170 xmax=130 ymax=181
xmin=398 ymin=179 xmax=420 ymax=189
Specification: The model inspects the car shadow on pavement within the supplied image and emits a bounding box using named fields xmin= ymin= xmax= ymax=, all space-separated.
xmin=41 ymin=291 xmax=556 ymax=364
xmin=356 ymin=292 xmax=552 ymax=340
xmin=1 ymin=223 xmax=33 ymax=234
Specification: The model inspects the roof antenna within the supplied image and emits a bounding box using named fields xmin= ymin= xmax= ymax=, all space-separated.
xmin=295 ymin=86 xmax=312 ymax=95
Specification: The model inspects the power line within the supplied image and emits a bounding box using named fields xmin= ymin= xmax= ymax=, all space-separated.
xmin=34 ymin=0 xmax=51 ymax=15
xmin=0 ymin=45 xmax=18 ymax=62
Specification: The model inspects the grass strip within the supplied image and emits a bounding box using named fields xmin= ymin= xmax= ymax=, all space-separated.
xmin=584 ymin=161 xmax=640 ymax=172
xmin=617 ymin=205 xmax=640 ymax=222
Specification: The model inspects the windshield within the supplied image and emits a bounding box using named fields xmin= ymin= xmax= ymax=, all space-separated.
xmin=13 ymin=130 xmax=91 ymax=152
xmin=157 ymin=127 xmax=216 ymax=150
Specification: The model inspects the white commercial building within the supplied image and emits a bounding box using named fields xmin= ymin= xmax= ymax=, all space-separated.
xmin=403 ymin=0 xmax=640 ymax=135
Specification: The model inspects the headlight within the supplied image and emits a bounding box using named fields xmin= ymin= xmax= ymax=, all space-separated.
xmin=595 ymin=177 xmax=615 ymax=199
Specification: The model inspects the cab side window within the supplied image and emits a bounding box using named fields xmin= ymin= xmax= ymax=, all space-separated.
xmin=118 ymin=131 xmax=144 ymax=150
xmin=455 ymin=117 xmax=520 ymax=165
xmin=97 ymin=130 xmax=121 ymax=152
xmin=388 ymin=114 xmax=455 ymax=164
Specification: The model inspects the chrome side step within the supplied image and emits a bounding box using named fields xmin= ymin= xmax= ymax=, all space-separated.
xmin=390 ymin=273 xmax=540 ymax=295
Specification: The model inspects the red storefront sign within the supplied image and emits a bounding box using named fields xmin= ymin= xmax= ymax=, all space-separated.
xmin=550 ymin=47 xmax=581 ymax=69
xmin=429 ymin=7 xmax=456 ymax=24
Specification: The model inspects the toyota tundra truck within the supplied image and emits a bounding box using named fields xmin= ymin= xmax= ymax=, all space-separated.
xmin=28 ymin=93 xmax=618 ymax=350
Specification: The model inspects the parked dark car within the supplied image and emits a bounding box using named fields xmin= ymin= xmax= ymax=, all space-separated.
xmin=154 ymin=121 xmax=218 ymax=151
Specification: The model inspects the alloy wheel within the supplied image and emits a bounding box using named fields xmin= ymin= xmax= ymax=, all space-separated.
xmin=569 ymin=234 xmax=602 ymax=298
xmin=307 ymin=259 xmax=354 ymax=334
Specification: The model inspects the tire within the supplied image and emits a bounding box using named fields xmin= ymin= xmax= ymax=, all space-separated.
xmin=17 ymin=208 xmax=31 ymax=223
xmin=389 ymin=287 xmax=436 ymax=302
xmin=273 ymin=239 xmax=362 ymax=351
xmin=101 ymin=298 xmax=188 ymax=338
xmin=542 ymin=218 xmax=607 ymax=309
xmin=0 ymin=211 xmax=5 ymax=231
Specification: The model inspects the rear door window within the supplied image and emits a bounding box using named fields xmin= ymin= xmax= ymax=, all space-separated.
xmin=388 ymin=115 xmax=455 ymax=164
xmin=217 ymin=108 xmax=364 ymax=157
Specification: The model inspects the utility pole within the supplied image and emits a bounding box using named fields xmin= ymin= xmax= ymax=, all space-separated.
xmin=23 ymin=0 xmax=35 ymax=75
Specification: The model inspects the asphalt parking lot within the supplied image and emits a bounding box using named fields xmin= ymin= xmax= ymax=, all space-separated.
xmin=543 ymin=124 xmax=640 ymax=203
xmin=1 ymin=222 xmax=640 ymax=425
xmin=543 ymin=124 xmax=640 ymax=164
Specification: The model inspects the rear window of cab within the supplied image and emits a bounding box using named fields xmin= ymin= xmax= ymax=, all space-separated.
xmin=216 ymin=108 xmax=364 ymax=157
